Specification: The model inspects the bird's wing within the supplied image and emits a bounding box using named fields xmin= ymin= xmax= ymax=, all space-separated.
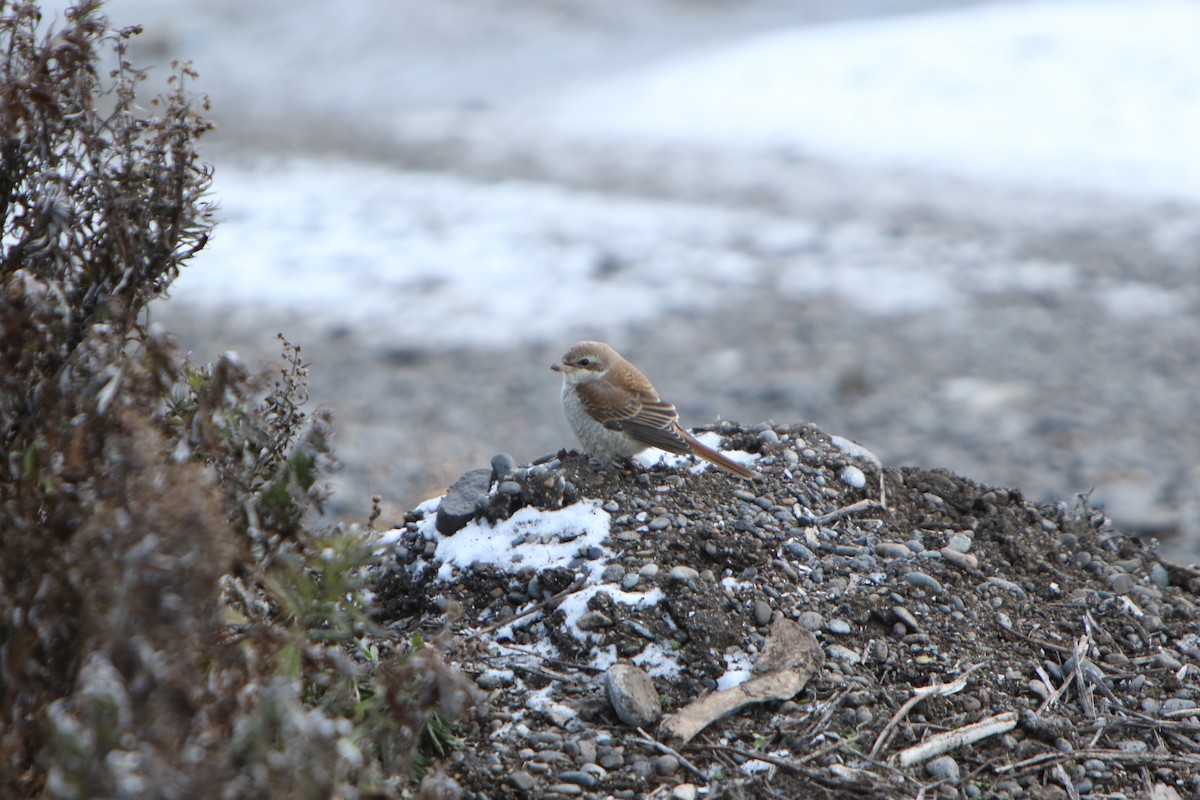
xmin=620 ymin=400 xmax=693 ymax=455
xmin=574 ymin=381 xmax=692 ymax=455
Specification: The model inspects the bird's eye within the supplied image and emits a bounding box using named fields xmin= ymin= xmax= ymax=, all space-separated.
xmin=578 ymin=357 xmax=592 ymax=366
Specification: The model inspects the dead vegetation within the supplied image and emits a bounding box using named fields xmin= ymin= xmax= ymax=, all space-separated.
xmin=1 ymin=3 xmax=470 ymax=797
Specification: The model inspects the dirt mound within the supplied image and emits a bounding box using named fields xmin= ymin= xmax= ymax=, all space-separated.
xmin=373 ymin=421 xmax=1200 ymax=799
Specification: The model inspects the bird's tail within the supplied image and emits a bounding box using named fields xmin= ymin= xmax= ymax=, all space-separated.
xmin=680 ymin=429 xmax=755 ymax=479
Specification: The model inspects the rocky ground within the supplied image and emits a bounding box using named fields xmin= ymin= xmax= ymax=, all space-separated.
xmin=370 ymin=422 xmax=1200 ymax=799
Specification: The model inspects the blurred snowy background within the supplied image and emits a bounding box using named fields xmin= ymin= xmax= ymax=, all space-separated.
xmin=94 ymin=0 xmax=1199 ymax=557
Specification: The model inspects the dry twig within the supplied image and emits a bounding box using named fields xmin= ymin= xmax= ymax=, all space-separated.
xmin=869 ymin=664 xmax=982 ymax=759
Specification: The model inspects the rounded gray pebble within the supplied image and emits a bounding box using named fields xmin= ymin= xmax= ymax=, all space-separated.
xmin=797 ymin=611 xmax=825 ymax=631
xmin=653 ymin=754 xmax=679 ymax=775
xmin=507 ymin=771 xmax=536 ymax=791
xmin=668 ymin=566 xmax=700 ymax=583
xmin=752 ymin=599 xmax=773 ymax=626
xmin=940 ymin=547 xmax=978 ymax=570
xmin=785 ymin=541 xmax=816 ymax=561
xmin=876 ymin=542 xmax=911 ymax=559
xmin=620 ymin=573 xmax=640 ymax=591
xmin=545 ymin=783 xmax=583 ymax=796
xmin=827 ymin=644 xmax=861 ymax=664
xmin=1149 ymin=562 xmax=1170 ymax=589
xmin=905 ymin=571 xmax=944 ymax=594
xmin=826 ymin=618 xmax=852 ymax=635
xmin=925 ymin=755 xmax=960 ymax=782
xmin=648 ymin=515 xmax=672 ymax=531
xmin=558 ymin=771 xmax=599 ymax=789
xmin=491 ymin=452 xmax=518 ymax=479
xmin=601 ymin=564 xmax=626 ymax=583
xmin=839 ymin=465 xmax=866 ymax=489
xmin=946 ymin=533 xmax=973 ymax=553
xmin=1155 ymin=652 xmax=1183 ymax=671
xmin=892 ymin=606 xmax=920 ymax=631
xmin=1107 ymin=572 xmax=1134 ymax=594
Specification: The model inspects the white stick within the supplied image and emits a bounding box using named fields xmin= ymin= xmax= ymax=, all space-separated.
xmin=896 ymin=711 xmax=1019 ymax=768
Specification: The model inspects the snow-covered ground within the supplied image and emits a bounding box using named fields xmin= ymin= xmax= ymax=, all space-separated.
xmin=127 ymin=0 xmax=1200 ymax=347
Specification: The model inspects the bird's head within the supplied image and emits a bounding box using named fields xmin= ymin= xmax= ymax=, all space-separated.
xmin=551 ymin=340 xmax=619 ymax=385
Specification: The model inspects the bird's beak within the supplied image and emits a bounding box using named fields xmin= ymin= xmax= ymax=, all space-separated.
xmin=551 ymin=363 xmax=561 ymax=372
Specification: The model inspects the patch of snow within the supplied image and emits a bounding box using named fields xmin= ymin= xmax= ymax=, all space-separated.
xmin=717 ymin=649 xmax=755 ymax=691
xmin=557 ymin=585 xmax=665 ymax=642
xmin=632 ymin=431 xmax=757 ymax=474
xmin=633 ymin=642 xmax=682 ymax=679
xmin=422 ymin=501 xmax=611 ymax=582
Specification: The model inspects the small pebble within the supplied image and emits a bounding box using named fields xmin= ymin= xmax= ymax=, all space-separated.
xmin=785 ymin=541 xmax=816 ymax=561
xmin=672 ymin=784 xmax=699 ymax=800
xmin=839 ymin=465 xmax=866 ymax=489
xmin=752 ymin=599 xmax=773 ymax=626
xmin=544 ymin=783 xmax=582 ymax=796
xmin=668 ymin=566 xmax=700 ymax=583
xmin=876 ymin=542 xmax=911 ymax=559
xmin=905 ymin=571 xmax=944 ymax=595
xmin=892 ymin=606 xmax=920 ymax=631
xmin=946 ymin=533 xmax=973 ymax=553
xmin=826 ymin=645 xmax=861 ymax=664
xmin=1149 ymin=562 xmax=1170 ymax=589
xmin=507 ymin=771 xmax=536 ymax=791
xmin=925 ymin=755 xmax=960 ymax=782
xmin=649 ymin=515 xmax=673 ymax=531
xmin=601 ymin=565 xmax=626 ymax=583
xmin=558 ymin=771 xmax=599 ymax=789
xmin=987 ymin=577 xmax=1027 ymax=598
xmin=576 ymin=611 xmax=613 ymax=631
xmin=653 ymin=755 xmax=679 ymax=776
xmin=606 ymin=664 xmax=662 ymax=727
xmin=491 ymin=452 xmax=518 ymax=479
xmin=940 ymin=547 xmax=978 ymax=571
xmin=796 ymin=611 xmax=825 ymax=631
xmin=826 ymin=618 xmax=852 ymax=635
xmin=1107 ymin=572 xmax=1134 ymax=595
xmin=1154 ymin=652 xmax=1183 ymax=671
xmin=620 ymin=573 xmax=640 ymax=591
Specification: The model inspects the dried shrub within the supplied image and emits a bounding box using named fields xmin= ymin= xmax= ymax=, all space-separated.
xmin=1 ymin=3 xmax=470 ymax=797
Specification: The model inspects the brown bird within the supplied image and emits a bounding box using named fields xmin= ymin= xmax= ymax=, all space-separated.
xmin=551 ymin=340 xmax=754 ymax=479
